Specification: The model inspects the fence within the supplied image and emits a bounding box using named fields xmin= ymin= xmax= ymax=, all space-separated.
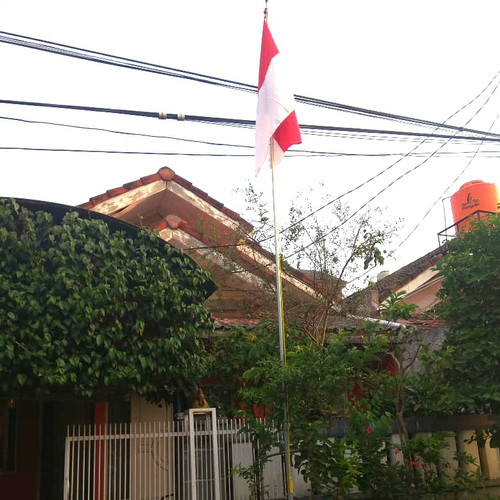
xmin=64 ymin=411 xmax=500 ymax=500
xmin=63 ymin=408 xmax=295 ymax=500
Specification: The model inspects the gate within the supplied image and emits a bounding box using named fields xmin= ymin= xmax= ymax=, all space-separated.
xmin=63 ymin=408 xmax=286 ymax=500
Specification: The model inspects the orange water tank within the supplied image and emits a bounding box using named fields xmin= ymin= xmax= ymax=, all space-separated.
xmin=450 ymin=180 xmax=499 ymax=232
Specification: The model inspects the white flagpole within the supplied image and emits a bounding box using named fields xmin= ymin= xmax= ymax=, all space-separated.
xmin=270 ymin=144 xmax=294 ymax=500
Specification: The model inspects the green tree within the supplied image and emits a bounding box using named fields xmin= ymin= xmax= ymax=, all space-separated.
xmin=238 ymin=332 xmax=390 ymax=498
xmin=209 ymin=187 xmax=482 ymax=495
xmin=239 ymin=183 xmax=402 ymax=344
xmin=0 ymin=199 xmax=213 ymax=401
xmin=429 ymin=214 xmax=500 ymax=413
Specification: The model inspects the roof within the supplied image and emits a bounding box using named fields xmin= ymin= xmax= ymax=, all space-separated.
xmin=80 ymin=166 xmax=254 ymax=233
xmin=79 ymin=167 xmax=325 ymax=318
xmin=375 ymin=245 xmax=446 ymax=302
xmin=79 ymin=167 xmax=320 ymax=287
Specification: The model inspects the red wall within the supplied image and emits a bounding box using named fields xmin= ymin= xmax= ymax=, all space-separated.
xmin=0 ymin=400 xmax=40 ymax=500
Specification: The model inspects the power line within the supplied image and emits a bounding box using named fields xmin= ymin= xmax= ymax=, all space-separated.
xmin=263 ymin=67 xmax=500 ymax=249
xmin=0 ymin=115 xmax=254 ymax=149
xmin=2 ymin=32 xmax=500 ymax=263
xmin=0 ymin=147 xmax=253 ymax=157
xmin=2 ymin=30 xmax=500 ymax=139
xmin=6 ymin=114 xmax=500 ymax=160
xmin=0 ymin=31 xmax=255 ymax=94
xmin=5 ymin=144 xmax=500 ymax=160
xmin=395 ymin=112 xmax=500 ymax=252
xmin=281 ymin=67 xmax=500 ymax=259
xmin=3 ymin=99 xmax=500 ymax=144
xmin=391 ymin=71 xmax=500 ymax=254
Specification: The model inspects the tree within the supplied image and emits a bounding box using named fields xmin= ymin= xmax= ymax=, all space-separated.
xmin=428 ymin=214 xmax=500 ymax=413
xmin=239 ymin=183 xmax=402 ymax=344
xmin=206 ymin=227 xmax=487 ymax=496
xmin=0 ymin=199 xmax=214 ymax=401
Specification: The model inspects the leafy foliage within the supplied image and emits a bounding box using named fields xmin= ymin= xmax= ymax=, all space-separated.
xmin=211 ymin=299 xmax=481 ymax=496
xmin=206 ymin=192 xmax=495 ymax=496
xmin=380 ymin=290 xmax=418 ymax=321
xmin=0 ymin=199 xmax=213 ymax=401
xmin=237 ymin=184 xmax=402 ymax=344
xmin=428 ymin=214 xmax=500 ymax=413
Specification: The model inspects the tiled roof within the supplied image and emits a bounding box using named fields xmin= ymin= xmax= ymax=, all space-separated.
xmin=79 ymin=167 xmax=328 ymax=297
xmin=79 ymin=166 xmax=253 ymax=233
xmin=376 ymin=245 xmax=446 ymax=301
xmin=399 ymin=316 xmax=444 ymax=331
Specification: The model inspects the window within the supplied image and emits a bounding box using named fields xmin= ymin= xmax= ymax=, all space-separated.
xmin=0 ymin=399 xmax=17 ymax=473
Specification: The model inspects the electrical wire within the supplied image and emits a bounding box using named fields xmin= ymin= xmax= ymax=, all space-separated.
xmin=0 ymin=147 xmax=253 ymax=157
xmin=1 ymin=93 xmax=498 ymax=259
xmin=4 ymin=114 xmax=500 ymax=158
xmin=0 ymin=31 xmax=255 ymax=94
xmin=3 ymin=100 xmax=500 ymax=145
xmin=395 ymin=108 xmax=500 ymax=252
xmin=0 ymin=115 xmax=254 ymax=149
xmin=391 ymin=72 xmax=500 ymax=252
xmin=2 ymin=30 xmax=500 ymax=140
xmin=5 ymin=145 xmax=500 ymax=159
xmin=2 ymin=32 xmax=500 ymax=263
xmin=265 ymin=69 xmax=500 ymax=247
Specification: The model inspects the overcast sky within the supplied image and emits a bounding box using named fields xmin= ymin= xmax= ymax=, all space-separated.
xmin=1 ymin=0 xmax=499 ymax=283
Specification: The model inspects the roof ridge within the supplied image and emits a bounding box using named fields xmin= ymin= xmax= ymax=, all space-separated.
xmin=79 ymin=166 xmax=253 ymax=231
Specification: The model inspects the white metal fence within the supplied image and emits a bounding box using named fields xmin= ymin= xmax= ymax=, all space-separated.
xmin=63 ymin=410 xmax=500 ymax=500
xmin=63 ymin=409 xmax=287 ymax=500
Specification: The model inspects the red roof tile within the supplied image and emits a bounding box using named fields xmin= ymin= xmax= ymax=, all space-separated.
xmin=79 ymin=166 xmax=253 ymax=232
xmin=106 ymin=186 xmax=128 ymax=198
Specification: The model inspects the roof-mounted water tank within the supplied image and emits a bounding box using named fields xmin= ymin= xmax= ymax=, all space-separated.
xmin=450 ymin=180 xmax=499 ymax=232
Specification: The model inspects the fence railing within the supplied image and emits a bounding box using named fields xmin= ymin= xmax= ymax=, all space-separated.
xmin=63 ymin=408 xmax=293 ymax=500
xmin=64 ymin=411 xmax=500 ymax=500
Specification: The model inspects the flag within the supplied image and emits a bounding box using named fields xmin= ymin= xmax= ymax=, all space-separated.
xmin=255 ymin=20 xmax=302 ymax=176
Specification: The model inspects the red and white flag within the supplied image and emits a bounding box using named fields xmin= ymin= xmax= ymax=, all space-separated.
xmin=255 ymin=20 xmax=302 ymax=176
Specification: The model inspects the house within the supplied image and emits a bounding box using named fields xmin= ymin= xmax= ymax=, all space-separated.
xmin=78 ymin=165 xmax=329 ymax=413
xmin=1 ymin=167 xmax=323 ymax=500
xmin=79 ymin=166 xmax=321 ymax=322
xmin=4 ymin=169 xmax=498 ymax=499
xmin=355 ymin=178 xmax=499 ymax=320
xmin=375 ymin=245 xmax=445 ymax=314
xmin=346 ymin=244 xmax=445 ymax=321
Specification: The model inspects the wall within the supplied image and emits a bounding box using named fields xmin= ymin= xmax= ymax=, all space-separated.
xmin=0 ymin=400 xmax=40 ymax=500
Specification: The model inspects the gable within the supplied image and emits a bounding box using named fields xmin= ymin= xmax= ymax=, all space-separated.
xmin=80 ymin=167 xmax=320 ymax=319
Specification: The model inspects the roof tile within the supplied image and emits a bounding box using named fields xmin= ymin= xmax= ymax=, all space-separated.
xmin=122 ymin=179 xmax=144 ymax=190
xmin=140 ymin=173 xmax=162 ymax=185
xmin=376 ymin=245 xmax=445 ymax=301
xmin=80 ymin=167 xmax=255 ymax=232
xmin=106 ymin=186 xmax=128 ymax=198
xmin=89 ymin=193 xmax=110 ymax=205
xmin=157 ymin=167 xmax=175 ymax=181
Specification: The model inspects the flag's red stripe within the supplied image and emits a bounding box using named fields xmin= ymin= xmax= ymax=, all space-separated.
xmin=258 ymin=21 xmax=279 ymax=90
xmin=273 ymin=110 xmax=302 ymax=152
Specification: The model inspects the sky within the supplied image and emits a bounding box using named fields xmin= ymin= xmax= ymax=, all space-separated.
xmin=1 ymin=0 xmax=499 ymax=285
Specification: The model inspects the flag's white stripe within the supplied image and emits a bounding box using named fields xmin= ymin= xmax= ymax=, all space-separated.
xmin=255 ymin=53 xmax=296 ymax=174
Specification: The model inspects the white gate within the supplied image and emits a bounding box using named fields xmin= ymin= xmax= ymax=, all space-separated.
xmin=63 ymin=409 xmax=287 ymax=500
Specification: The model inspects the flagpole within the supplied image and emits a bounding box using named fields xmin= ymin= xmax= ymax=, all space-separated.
xmin=270 ymin=145 xmax=294 ymax=500
xmin=256 ymin=8 xmax=300 ymax=495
